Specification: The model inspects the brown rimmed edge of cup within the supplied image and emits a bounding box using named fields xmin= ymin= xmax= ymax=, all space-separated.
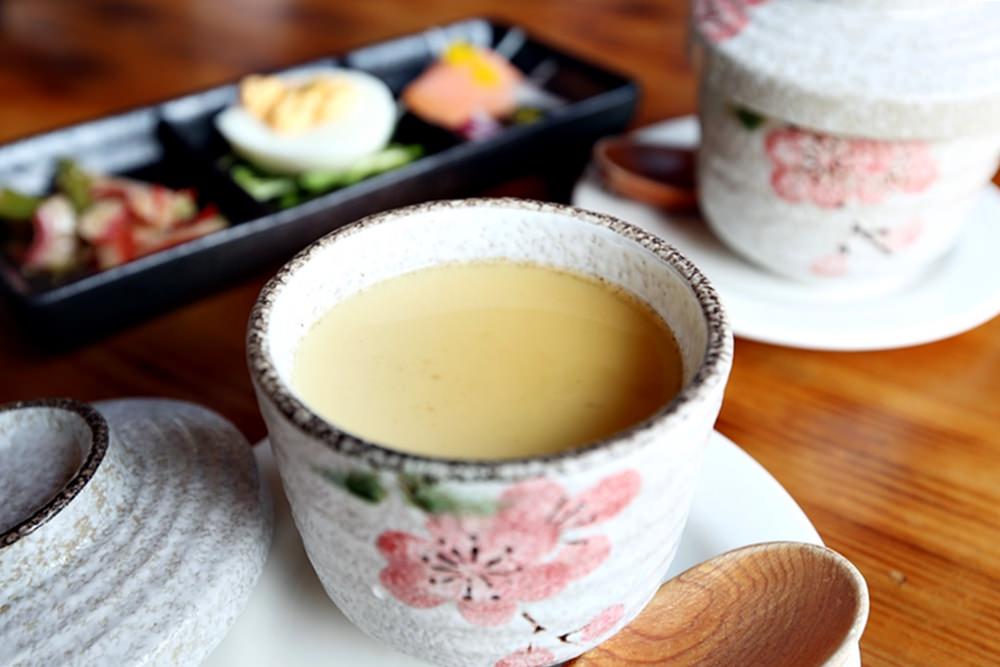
xmin=246 ymin=197 xmax=733 ymax=482
xmin=0 ymin=398 xmax=109 ymax=548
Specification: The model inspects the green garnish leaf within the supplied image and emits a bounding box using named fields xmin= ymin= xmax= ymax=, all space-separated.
xmin=733 ymin=105 xmax=766 ymax=130
xmin=297 ymin=169 xmax=348 ymax=193
xmin=228 ymin=143 xmax=424 ymax=206
xmin=278 ymin=191 xmax=303 ymax=209
xmin=298 ymin=144 xmax=424 ymax=193
xmin=0 ymin=188 xmax=42 ymax=221
xmin=55 ymin=159 xmax=93 ymax=212
xmin=231 ymin=164 xmax=296 ymax=202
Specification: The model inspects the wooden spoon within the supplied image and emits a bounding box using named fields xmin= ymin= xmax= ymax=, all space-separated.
xmin=569 ymin=542 xmax=868 ymax=667
xmin=592 ymin=137 xmax=698 ymax=213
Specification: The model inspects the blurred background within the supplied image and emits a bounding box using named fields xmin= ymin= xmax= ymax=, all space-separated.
xmin=0 ymin=0 xmax=694 ymax=142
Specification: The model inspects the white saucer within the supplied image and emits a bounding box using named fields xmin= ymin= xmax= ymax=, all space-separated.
xmin=205 ymin=432 xmax=835 ymax=667
xmin=572 ymin=116 xmax=1000 ymax=351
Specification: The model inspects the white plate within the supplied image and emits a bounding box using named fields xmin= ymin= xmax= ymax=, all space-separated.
xmin=572 ymin=116 xmax=1000 ymax=351
xmin=205 ymin=432 xmax=827 ymax=666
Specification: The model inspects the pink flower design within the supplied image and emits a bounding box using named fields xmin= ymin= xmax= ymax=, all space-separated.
xmin=810 ymin=251 xmax=848 ymax=278
xmin=495 ymin=646 xmax=556 ymax=667
xmin=884 ymin=145 xmax=937 ymax=194
xmin=809 ymin=217 xmax=925 ymax=278
xmin=580 ymin=603 xmax=626 ymax=642
xmin=880 ymin=219 xmax=923 ymax=251
xmin=494 ymin=603 xmax=627 ymax=666
xmin=693 ymin=0 xmax=768 ymax=43
xmin=764 ymin=127 xmax=937 ymax=209
xmin=765 ymin=128 xmax=890 ymax=208
xmin=377 ymin=470 xmax=641 ymax=627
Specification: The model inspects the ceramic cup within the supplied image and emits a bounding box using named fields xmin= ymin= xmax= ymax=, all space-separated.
xmin=247 ymin=198 xmax=733 ymax=667
xmin=690 ymin=0 xmax=1000 ymax=290
xmin=697 ymin=78 xmax=1000 ymax=290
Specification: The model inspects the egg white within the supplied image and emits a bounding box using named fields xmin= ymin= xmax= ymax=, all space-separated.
xmin=216 ymin=68 xmax=397 ymax=174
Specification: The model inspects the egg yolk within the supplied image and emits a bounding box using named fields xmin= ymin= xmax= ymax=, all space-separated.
xmin=240 ymin=74 xmax=358 ymax=134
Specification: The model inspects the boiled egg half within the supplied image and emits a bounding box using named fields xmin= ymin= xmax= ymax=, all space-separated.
xmin=216 ymin=68 xmax=397 ymax=174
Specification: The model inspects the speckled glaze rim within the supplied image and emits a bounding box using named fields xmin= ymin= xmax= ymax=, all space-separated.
xmin=247 ymin=197 xmax=733 ymax=481
xmin=0 ymin=399 xmax=109 ymax=548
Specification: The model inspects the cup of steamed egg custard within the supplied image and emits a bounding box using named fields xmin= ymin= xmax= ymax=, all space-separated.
xmin=247 ymin=198 xmax=733 ymax=667
xmin=215 ymin=68 xmax=397 ymax=174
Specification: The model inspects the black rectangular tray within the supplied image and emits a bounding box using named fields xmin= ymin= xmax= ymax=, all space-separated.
xmin=0 ymin=18 xmax=637 ymax=343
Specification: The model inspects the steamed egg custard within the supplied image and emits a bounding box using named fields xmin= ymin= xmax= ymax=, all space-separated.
xmin=216 ymin=68 xmax=397 ymax=174
xmin=292 ymin=262 xmax=684 ymax=460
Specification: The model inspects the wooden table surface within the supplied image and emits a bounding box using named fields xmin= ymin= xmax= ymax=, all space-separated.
xmin=1 ymin=1 xmax=997 ymax=665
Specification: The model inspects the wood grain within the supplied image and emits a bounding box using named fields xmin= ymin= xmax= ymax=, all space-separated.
xmin=593 ymin=140 xmax=698 ymax=211
xmin=1 ymin=2 xmax=998 ymax=666
xmin=569 ymin=543 xmax=866 ymax=667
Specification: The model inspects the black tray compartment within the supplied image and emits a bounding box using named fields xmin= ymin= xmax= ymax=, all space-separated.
xmin=0 ymin=18 xmax=638 ymax=343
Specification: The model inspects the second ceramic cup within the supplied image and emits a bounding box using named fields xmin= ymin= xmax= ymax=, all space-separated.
xmin=247 ymin=198 xmax=733 ymax=667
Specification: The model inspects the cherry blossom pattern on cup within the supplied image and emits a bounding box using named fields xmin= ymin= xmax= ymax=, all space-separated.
xmin=376 ymin=471 xmax=641 ymax=627
xmin=496 ymin=604 xmax=627 ymax=667
xmin=809 ymin=251 xmax=849 ymax=278
xmin=764 ymin=127 xmax=937 ymax=209
xmin=809 ymin=219 xmax=926 ymax=277
xmin=495 ymin=646 xmax=556 ymax=667
xmin=693 ymin=0 xmax=769 ymax=43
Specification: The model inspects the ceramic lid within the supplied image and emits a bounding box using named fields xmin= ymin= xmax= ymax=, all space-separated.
xmin=691 ymin=0 xmax=1000 ymax=139
xmin=0 ymin=398 xmax=272 ymax=666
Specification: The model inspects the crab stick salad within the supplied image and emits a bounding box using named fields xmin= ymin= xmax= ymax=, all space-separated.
xmin=0 ymin=160 xmax=225 ymax=277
